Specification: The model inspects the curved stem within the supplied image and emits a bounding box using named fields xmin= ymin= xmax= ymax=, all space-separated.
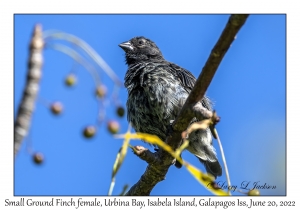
xmin=47 ymin=43 xmax=101 ymax=87
xmin=214 ymin=128 xmax=231 ymax=195
xmin=43 ymin=31 xmax=123 ymax=87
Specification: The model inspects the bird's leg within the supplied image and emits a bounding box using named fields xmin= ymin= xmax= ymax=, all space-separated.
xmin=167 ymin=119 xmax=184 ymax=144
xmin=166 ymin=120 xmax=174 ymax=137
xmin=167 ymin=119 xmax=183 ymax=168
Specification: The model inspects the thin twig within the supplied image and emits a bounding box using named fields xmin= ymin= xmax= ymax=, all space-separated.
xmin=43 ymin=31 xmax=123 ymax=87
xmin=214 ymin=128 xmax=231 ymax=195
xmin=47 ymin=43 xmax=101 ymax=87
xmin=119 ymin=184 xmax=129 ymax=196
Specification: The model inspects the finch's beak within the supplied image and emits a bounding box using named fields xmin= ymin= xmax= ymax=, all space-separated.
xmin=119 ymin=41 xmax=134 ymax=52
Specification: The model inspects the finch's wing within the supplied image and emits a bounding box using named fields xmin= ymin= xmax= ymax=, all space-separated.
xmin=168 ymin=62 xmax=213 ymax=111
xmin=168 ymin=62 xmax=196 ymax=92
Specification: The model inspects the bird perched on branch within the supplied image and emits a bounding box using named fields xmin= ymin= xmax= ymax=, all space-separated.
xmin=119 ymin=36 xmax=222 ymax=178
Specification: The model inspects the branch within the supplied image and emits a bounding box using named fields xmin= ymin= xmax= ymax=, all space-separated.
xmin=131 ymin=146 xmax=157 ymax=164
xmin=126 ymin=14 xmax=249 ymax=196
xmin=14 ymin=24 xmax=44 ymax=156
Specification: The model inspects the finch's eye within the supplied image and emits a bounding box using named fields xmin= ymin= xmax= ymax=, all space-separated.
xmin=138 ymin=40 xmax=145 ymax=45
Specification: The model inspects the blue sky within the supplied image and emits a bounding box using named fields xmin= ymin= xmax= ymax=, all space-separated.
xmin=14 ymin=14 xmax=286 ymax=196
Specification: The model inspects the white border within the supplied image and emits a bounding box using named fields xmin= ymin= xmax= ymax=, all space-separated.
xmin=1 ymin=0 xmax=298 ymax=209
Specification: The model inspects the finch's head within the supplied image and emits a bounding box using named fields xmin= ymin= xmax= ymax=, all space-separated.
xmin=119 ymin=36 xmax=164 ymax=65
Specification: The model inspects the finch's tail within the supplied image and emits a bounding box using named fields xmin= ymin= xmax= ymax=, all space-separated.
xmin=198 ymin=157 xmax=222 ymax=178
